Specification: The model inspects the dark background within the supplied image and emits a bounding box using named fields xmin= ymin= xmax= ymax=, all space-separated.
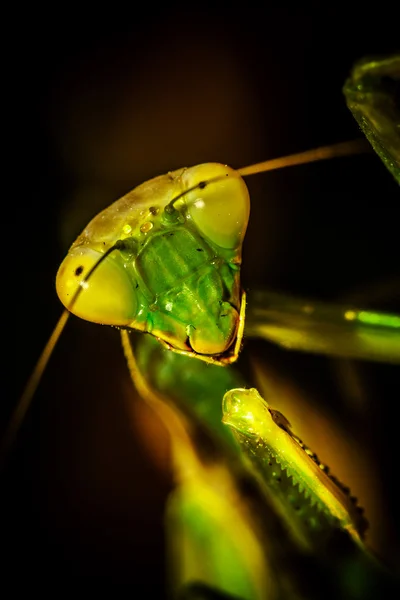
xmin=4 ymin=6 xmax=400 ymax=595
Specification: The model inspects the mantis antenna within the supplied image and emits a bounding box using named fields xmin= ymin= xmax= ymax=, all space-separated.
xmin=237 ymin=139 xmax=369 ymax=177
xmin=1 ymin=245 xmax=123 ymax=464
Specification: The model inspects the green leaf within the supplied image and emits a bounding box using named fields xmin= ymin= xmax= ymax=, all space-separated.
xmin=343 ymin=54 xmax=400 ymax=183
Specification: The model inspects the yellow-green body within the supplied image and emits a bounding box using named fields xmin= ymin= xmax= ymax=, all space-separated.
xmin=8 ymin=53 xmax=399 ymax=600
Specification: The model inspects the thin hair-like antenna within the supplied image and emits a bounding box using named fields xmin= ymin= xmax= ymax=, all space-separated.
xmin=237 ymin=139 xmax=369 ymax=177
xmin=165 ymin=139 xmax=369 ymax=212
xmin=165 ymin=174 xmax=234 ymax=213
xmin=1 ymin=310 xmax=70 ymax=465
xmin=1 ymin=243 xmax=123 ymax=465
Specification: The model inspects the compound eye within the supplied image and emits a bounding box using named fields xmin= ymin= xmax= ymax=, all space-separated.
xmin=56 ymin=247 xmax=137 ymax=326
xmin=182 ymin=163 xmax=250 ymax=250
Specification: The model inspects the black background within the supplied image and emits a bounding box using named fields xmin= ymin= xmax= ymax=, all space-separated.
xmin=4 ymin=5 xmax=400 ymax=595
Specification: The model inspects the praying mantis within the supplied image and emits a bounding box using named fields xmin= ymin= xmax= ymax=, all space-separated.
xmin=3 ymin=54 xmax=398 ymax=597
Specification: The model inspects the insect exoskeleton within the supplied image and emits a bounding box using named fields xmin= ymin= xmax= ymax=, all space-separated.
xmin=56 ymin=162 xmax=250 ymax=359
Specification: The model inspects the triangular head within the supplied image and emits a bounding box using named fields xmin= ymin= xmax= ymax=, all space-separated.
xmin=56 ymin=163 xmax=250 ymax=365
